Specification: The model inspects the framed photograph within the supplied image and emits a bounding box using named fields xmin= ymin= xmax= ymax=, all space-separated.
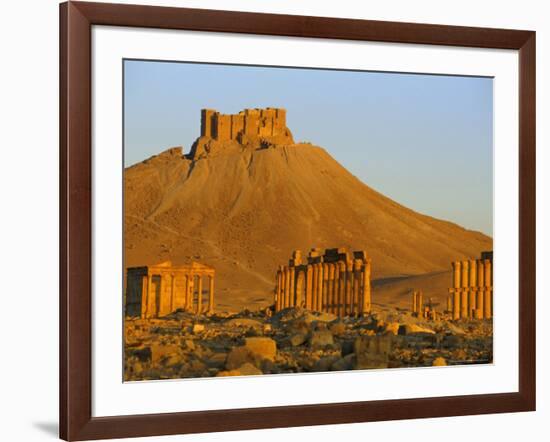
xmin=60 ymin=1 xmax=536 ymax=440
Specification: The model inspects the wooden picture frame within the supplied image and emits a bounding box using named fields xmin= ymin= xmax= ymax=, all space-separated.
xmin=59 ymin=1 xmax=536 ymax=440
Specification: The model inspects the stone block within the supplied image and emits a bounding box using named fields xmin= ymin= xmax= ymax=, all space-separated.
xmin=244 ymin=337 xmax=277 ymax=361
xmin=354 ymin=335 xmax=392 ymax=369
xmin=225 ymin=346 xmax=256 ymax=370
xmin=309 ymin=330 xmax=334 ymax=348
xmin=150 ymin=343 xmax=181 ymax=365
xmin=217 ymin=362 xmax=263 ymax=377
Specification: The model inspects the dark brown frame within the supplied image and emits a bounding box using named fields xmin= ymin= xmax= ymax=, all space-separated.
xmin=60 ymin=1 xmax=536 ymax=440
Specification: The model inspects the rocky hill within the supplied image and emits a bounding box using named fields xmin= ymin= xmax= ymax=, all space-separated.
xmin=124 ymin=108 xmax=492 ymax=311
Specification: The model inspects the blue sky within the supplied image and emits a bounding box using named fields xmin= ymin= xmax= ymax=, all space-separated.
xmin=124 ymin=60 xmax=493 ymax=236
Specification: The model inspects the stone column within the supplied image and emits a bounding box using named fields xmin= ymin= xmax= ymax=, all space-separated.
xmin=275 ymin=270 xmax=281 ymax=311
xmin=361 ymin=259 xmax=372 ymax=315
xmin=140 ymin=275 xmax=148 ymax=318
xmin=353 ymin=260 xmax=361 ymax=315
xmin=337 ymin=261 xmax=346 ymax=316
xmin=196 ymin=275 xmax=203 ymax=314
xmin=311 ymin=264 xmax=318 ymax=310
xmin=322 ymin=263 xmax=329 ymax=311
xmin=460 ymin=260 xmax=469 ymax=319
xmin=316 ymin=263 xmax=324 ymax=311
xmin=147 ymin=274 xmax=156 ymax=318
xmin=452 ymin=261 xmax=461 ymax=320
xmin=158 ymin=274 xmax=166 ymax=317
xmin=186 ymin=274 xmax=194 ymax=312
xmin=182 ymin=274 xmax=187 ymax=312
xmin=305 ymin=264 xmax=313 ymax=310
xmin=417 ymin=291 xmax=423 ymax=317
xmin=333 ymin=263 xmax=340 ymax=315
xmin=468 ymin=259 xmax=477 ymax=319
xmin=483 ymin=259 xmax=492 ymax=319
xmin=327 ymin=263 xmax=335 ymax=313
xmin=476 ymin=260 xmax=485 ymax=319
xmin=412 ymin=291 xmax=418 ymax=315
xmin=289 ymin=267 xmax=295 ymax=308
xmin=446 ymin=296 xmax=452 ymax=314
xmin=284 ymin=267 xmax=291 ymax=309
xmin=208 ymin=275 xmax=215 ymax=314
xmin=344 ymin=261 xmax=352 ymax=315
xmin=170 ymin=274 xmax=175 ymax=313
xmin=363 ymin=258 xmax=371 ymax=315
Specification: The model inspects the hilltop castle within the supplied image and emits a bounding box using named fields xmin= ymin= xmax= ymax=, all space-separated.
xmin=201 ymin=108 xmax=290 ymax=141
xmin=190 ymin=108 xmax=294 ymax=159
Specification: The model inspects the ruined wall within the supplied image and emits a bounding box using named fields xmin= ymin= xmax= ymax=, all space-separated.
xmin=200 ymin=107 xmax=289 ymax=142
xmin=200 ymin=109 xmax=216 ymax=137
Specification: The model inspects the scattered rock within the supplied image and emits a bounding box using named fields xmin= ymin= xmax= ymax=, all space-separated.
xmin=309 ymin=330 xmax=334 ymax=348
xmin=451 ymin=348 xmax=468 ymax=360
xmin=286 ymin=319 xmax=310 ymax=335
xmin=217 ymin=362 xmax=263 ymax=377
xmin=205 ymin=352 xmax=227 ymax=369
xmin=244 ymin=337 xmax=277 ymax=361
xmin=446 ymin=323 xmax=466 ymax=335
xmin=432 ymin=357 xmax=447 ymax=366
xmin=312 ymin=355 xmax=341 ymax=372
xmin=442 ymin=335 xmax=465 ymax=349
xmin=225 ymin=318 xmax=263 ymax=328
xmin=384 ymin=322 xmax=400 ymax=336
xmin=341 ymin=340 xmax=355 ymax=356
xmin=127 ymin=346 xmax=152 ymax=362
xmin=354 ymin=335 xmax=392 ymax=369
xmin=329 ymin=321 xmax=347 ymax=336
xmin=183 ymin=339 xmax=195 ymax=350
xmin=192 ymin=324 xmax=205 ymax=334
xmin=398 ymin=324 xmax=435 ymax=335
xmin=290 ymin=333 xmax=308 ymax=347
xmin=151 ymin=343 xmax=181 ymax=364
xmin=331 ymin=354 xmax=355 ymax=371
xmin=237 ymin=362 xmax=263 ymax=376
xmin=188 ymin=359 xmax=207 ymax=372
xmin=226 ymin=347 xmax=256 ymax=370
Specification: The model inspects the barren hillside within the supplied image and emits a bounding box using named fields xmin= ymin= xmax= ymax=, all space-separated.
xmin=125 ymin=139 xmax=491 ymax=311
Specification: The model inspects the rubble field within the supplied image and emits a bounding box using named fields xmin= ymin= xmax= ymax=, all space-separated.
xmin=124 ymin=306 xmax=493 ymax=381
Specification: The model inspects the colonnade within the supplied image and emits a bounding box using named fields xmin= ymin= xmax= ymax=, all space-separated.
xmin=125 ymin=261 xmax=215 ymax=318
xmin=411 ymin=291 xmax=439 ymax=320
xmin=411 ymin=290 xmax=424 ymax=316
xmin=274 ymin=248 xmax=371 ymax=316
xmin=448 ymin=254 xmax=493 ymax=320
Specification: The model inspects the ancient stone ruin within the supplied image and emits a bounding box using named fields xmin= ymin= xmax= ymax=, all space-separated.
xmin=274 ymin=248 xmax=372 ymax=316
xmin=411 ymin=290 xmax=439 ymax=320
xmin=190 ymin=108 xmax=295 ymax=158
xmin=447 ymin=251 xmax=493 ymax=320
xmin=125 ymin=261 xmax=215 ymax=318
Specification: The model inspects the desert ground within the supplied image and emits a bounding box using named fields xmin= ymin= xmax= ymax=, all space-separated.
xmin=124 ymin=303 xmax=492 ymax=381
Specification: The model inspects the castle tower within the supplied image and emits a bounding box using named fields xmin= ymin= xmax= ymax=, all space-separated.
xmin=200 ymin=109 xmax=216 ymax=137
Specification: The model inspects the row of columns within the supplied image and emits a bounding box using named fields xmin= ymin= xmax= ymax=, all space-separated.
xmin=412 ymin=291 xmax=439 ymax=320
xmin=411 ymin=290 xmax=423 ymax=316
xmin=448 ymin=259 xmax=492 ymax=320
xmin=141 ymin=272 xmax=214 ymax=318
xmin=274 ymin=252 xmax=371 ymax=316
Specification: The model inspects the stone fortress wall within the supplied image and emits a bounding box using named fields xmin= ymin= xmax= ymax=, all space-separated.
xmin=201 ymin=108 xmax=288 ymax=142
